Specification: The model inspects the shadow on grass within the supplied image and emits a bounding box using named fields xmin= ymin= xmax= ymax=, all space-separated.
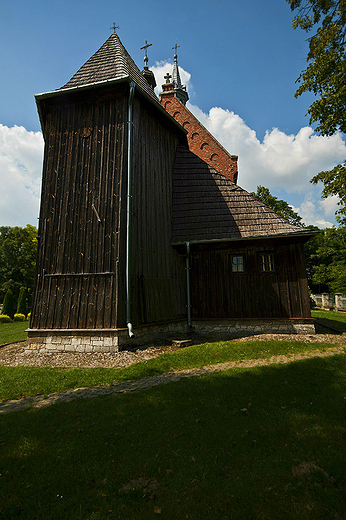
xmin=1 ymin=355 xmax=345 ymax=520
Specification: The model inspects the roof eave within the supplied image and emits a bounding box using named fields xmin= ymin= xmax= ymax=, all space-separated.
xmin=35 ymin=75 xmax=187 ymax=138
xmin=171 ymin=230 xmax=318 ymax=246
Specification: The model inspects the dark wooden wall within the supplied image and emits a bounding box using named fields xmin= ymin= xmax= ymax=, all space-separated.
xmin=190 ymin=242 xmax=311 ymax=319
xmin=31 ymin=88 xmax=127 ymax=329
xmin=117 ymin=95 xmax=187 ymax=327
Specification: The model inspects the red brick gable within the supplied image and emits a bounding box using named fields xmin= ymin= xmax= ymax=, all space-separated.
xmin=160 ymin=90 xmax=238 ymax=183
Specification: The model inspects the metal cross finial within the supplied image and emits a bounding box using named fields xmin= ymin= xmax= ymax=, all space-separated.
xmin=140 ymin=40 xmax=153 ymax=58
xmin=172 ymin=42 xmax=180 ymax=56
xmin=110 ymin=22 xmax=119 ymax=33
xmin=164 ymin=72 xmax=172 ymax=84
xmin=140 ymin=40 xmax=153 ymax=68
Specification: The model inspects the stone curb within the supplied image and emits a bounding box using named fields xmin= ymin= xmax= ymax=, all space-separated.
xmin=0 ymin=347 xmax=344 ymax=414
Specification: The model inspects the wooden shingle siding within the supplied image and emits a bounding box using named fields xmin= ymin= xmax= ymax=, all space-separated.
xmin=31 ymin=90 xmax=127 ymax=329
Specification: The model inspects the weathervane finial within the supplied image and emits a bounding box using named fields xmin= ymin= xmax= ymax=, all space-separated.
xmin=110 ymin=22 xmax=119 ymax=33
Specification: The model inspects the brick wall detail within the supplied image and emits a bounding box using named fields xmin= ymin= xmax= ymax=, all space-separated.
xmin=160 ymin=91 xmax=238 ymax=183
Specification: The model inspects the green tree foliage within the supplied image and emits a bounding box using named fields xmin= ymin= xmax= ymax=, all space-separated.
xmin=288 ymin=0 xmax=346 ymax=135
xmin=0 ymin=225 xmax=38 ymax=305
xmin=2 ymin=289 xmax=16 ymax=319
xmin=305 ymin=225 xmax=346 ymax=292
xmin=287 ymin=0 xmax=346 ymax=221
xmin=16 ymin=286 xmax=28 ymax=316
xmin=311 ymin=161 xmax=346 ymax=225
xmin=251 ymin=185 xmax=303 ymax=226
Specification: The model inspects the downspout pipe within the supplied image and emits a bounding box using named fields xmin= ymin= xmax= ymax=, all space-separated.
xmin=186 ymin=241 xmax=192 ymax=329
xmin=126 ymin=81 xmax=136 ymax=338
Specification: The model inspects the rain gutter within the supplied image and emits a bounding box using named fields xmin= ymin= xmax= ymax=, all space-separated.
xmin=126 ymin=81 xmax=136 ymax=338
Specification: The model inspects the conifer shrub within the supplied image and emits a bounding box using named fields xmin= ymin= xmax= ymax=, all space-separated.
xmin=0 ymin=314 xmax=12 ymax=323
xmin=16 ymin=287 xmax=28 ymax=316
xmin=2 ymin=289 xmax=16 ymax=319
xmin=13 ymin=313 xmax=26 ymax=322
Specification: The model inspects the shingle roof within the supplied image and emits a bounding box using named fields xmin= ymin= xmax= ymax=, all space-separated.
xmin=59 ymin=32 xmax=159 ymax=103
xmin=172 ymin=146 xmax=313 ymax=243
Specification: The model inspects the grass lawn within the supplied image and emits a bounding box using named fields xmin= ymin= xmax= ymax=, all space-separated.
xmin=1 ymin=353 xmax=345 ymax=520
xmin=0 ymin=339 xmax=344 ymax=401
xmin=0 ymin=320 xmax=29 ymax=345
xmin=311 ymin=309 xmax=346 ymax=333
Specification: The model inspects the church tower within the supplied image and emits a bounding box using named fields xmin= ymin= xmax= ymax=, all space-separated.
xmin=160 ymin=45 xmax=238 ymax=183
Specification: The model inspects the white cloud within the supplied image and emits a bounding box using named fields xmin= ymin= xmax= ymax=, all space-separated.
xmin=0 ymin=124 xmax=43 ymax=226
xmin=186 ymin=104 xmax=346 ymax=227
xmin=152 ymin=60 xmax=193 ymax=98
xmin=1 ymin=75 xmax=345 ymax=229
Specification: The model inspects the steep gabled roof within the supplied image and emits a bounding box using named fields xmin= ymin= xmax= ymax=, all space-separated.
xmin=59 ymin=32 xmax=159 ymax=103
xmin=172 ymin=146 xmax=313 ymax=244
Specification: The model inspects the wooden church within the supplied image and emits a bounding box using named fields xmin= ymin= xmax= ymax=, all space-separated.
xmin=27 ymin=30 xmax=315 ymax=352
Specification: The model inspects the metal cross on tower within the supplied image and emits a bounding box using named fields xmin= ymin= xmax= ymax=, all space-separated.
xmin=140 ymin=40 xmax=153 ymax=68
xmin=172 ymin=42 xmax=180 ymax=56
xmin=164 ymin=72 xmax=172 ymax=84
xmin=110 ymin=22 xmax=119 ymax=33
xmin=140 ymin=40 xmax=153 ymax=58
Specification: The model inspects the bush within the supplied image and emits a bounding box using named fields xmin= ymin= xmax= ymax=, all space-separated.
xmin=16 ymin=287 xmax=28 ymax=316
xmin=13 ymin=313 xmax=26 ymax=322
xmin=2 ymin=289 xmax=16 ymax=319
xmin=27 ymin=312 xmax=31 ymax=321
xmin=0 ymin=314 xmax=12 ymax=323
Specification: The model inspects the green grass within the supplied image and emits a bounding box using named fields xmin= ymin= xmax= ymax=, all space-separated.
xmin=0 ymin=320 xmax=29 ymax=345
xmin=1 ymin=353 xmax=345 ymax=520
xmin=0 ymin=340 xmax=344 ymax=401
xmin=311 ymin=309 xmax=346 ymax=333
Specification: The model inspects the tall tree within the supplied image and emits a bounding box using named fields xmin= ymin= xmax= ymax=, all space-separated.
xmin=251 ymin=185 xmax=303 ymax=226
xmin=287 ymin=0 xmax=346 ymax=222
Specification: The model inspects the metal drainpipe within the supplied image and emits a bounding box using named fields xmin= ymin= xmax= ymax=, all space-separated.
xmin=126 ymin=81 xmax=136 ymax=338
xmin=186 ymin=241 xmax=192 ymax=328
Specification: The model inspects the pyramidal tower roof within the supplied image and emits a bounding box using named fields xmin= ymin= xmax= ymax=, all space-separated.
xmin=59 ymin=31 xmax=159 ymax=103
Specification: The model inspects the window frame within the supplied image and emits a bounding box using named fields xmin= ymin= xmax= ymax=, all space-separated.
xmin=231 ymin=254 xmax=245 ymax=273
xmin=260 ymin=252 xmax=275 ymax=273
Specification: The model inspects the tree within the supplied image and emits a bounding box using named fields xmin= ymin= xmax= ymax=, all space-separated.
xmin=16 ymin=286 xmax=28 ymax=316
xmin=287 ymin=0 xmax=346 ymax=222
xmin=287 ymin=0 xmax=346 ymax=135
xmin=251 ymin=185 xmax=303 ymax=226
xmin=306 ymin=225 xmax=346 ymax=292
xmin=1 ymin=289 xmax=16 ymax=319
xmin=0 ymin=225 xmax=38 ymax=305
xmin=311 ymin=161 xmax=346 ymax=225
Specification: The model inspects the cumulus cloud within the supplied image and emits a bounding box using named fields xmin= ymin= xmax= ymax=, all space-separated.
xmin=152 ymin=60 xmax=193 ymax=98
xmin=0 ymin=124 xmax=43 ymax=226
xmin=1 ymin=76 xmax=345 ymax=229
xmin=186 ymin=104 xmax=346 ymax=227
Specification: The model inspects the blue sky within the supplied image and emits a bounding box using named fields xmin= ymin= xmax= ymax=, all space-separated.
xmin=1 ymin=0 xmax=345 ymax=227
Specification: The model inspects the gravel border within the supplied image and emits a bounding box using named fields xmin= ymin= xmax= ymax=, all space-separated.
xmin=0 ymin=333 xmax=345 ymax=369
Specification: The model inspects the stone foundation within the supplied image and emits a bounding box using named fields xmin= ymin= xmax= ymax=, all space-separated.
xmin=26 ymin=318 xmax=315 ymax=353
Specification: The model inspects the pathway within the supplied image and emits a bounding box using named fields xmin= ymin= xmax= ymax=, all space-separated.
xmin=1 ymin=346 xmax=344 ymax=414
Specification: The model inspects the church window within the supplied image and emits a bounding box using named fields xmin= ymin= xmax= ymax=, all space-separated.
xmin=261 ymin=253 xmax=274 ymax=272
xmin=231 ymin=255 xmax=244 ymax=272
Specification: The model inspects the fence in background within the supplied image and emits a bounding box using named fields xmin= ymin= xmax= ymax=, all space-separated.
xmin=311 ymin=293 xmax=346 ymax=311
